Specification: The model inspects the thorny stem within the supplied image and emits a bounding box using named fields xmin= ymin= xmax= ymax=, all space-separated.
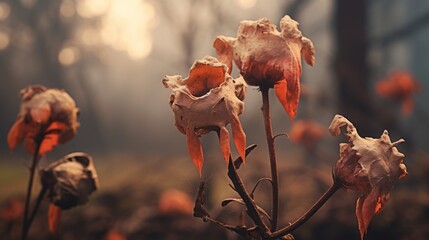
xmin=260 ymin=86 xmax=279 ymax=231
xmin=270 ymin=183 xmax=340 ymax=239
xmin=21 ymin=132 xmax=44 ymax=240
xmin=227 ymin=158 xmax=270 ymax=238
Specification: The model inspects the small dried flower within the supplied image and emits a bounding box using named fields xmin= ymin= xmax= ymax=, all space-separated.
xmin=158 ymin=189 xmax=193 ymax=215
xmin=329 ymin=114 xmax=407 ymax=239
xmin=213 ymin=15 xmax=315 ymax=119
xmin=40 ymin=152 xmax=98 ymax=210
xmin=376 ymin=71 xmax=422 ymax=115
xmin=163 ymin=56 xmax=247 ymax=175
xmin=7 ymin=85 xmax=80 ymax=155
xmin=289 ymin=120 xmax=324 ymax=149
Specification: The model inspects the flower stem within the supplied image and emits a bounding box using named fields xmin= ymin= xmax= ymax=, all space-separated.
xmin=260 ymin=86 xmax=279 ymax=231
xmin=227 ymin=158 xmax=270 ymax=238
xmin=21 ymin=135 xmax=43 ymax=240
xmin=270 ymin=183 xmax=340 ymax=239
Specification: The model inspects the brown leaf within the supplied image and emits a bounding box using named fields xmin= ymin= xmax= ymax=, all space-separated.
xmin=48 ymin=204 xmax=61 ymax=238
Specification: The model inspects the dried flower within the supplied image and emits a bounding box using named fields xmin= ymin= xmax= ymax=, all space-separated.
xmin=40 ymin=152 xmax=98 ymax=210
xmin=163 ymin=56 xmax=247 ymax=175
xmin=329 ymin=114 xmax=407 ymax=239
xmin=289 ymin=120 xmax=324 ymax=148
xmin=376 ymin=71 xmax=422 ymax=115
xmin=7 ymin=85 xmax=80 ymax=155
xmin=158 ymin=189 xmax=193 ymax=215
xmin=213 ymin=15 xmax=315 ymax=119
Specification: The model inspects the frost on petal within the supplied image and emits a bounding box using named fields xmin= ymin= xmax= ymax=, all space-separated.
xmin=41 ymin=152 xmax=98 ymax=210
xmin=330 ymin=114 xmax=407 ymax=239
xmin=213 ymin=15 xmax=314 ymax=119
xmin=7 ymin=85 xmax=80 ymax=155
xmin=163 ymin=56 xmax=247 ymax=174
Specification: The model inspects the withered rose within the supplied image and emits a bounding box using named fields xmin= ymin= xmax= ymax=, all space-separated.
xmin=213 ymin=15 xmax=315 ymax=119
xmin=7 ymin=85 xmax=80 ymax=155
xmin=289 ymin=119 xmax=324 ymax=149
xmin=376 ymin=71 xmax=422 ymax=115
xmin=40 ymin=152 xmax=98 ymax=210
xmin=163 ymin=56 xmax=247 ymax=175
xmin=329 ymin=114 xmax=407 ymax=240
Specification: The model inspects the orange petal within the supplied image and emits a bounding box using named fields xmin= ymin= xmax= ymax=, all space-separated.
xmin=187 ymin=61 xmax=226 ymax=97
xmin=213 ymin=36 xmax=234 ymax=74
xmin=356 ymin=190 xmax=379 ymax=240
xmin=274 ymin=79 xmax=294 ymax=119
xmin=186 ymin=128 xmax=204 ymax=176
xmin=7 ymin=117 xmax=25 ymax=151
xmin=39 ymin=122 xmax=69 ymax=155
xmin=230 ymin=115 xmax=246 ymax=164
xmin=219 ymin=126 xmax=231 ymax=163
xmin=48 ymin=204 xmax=61 ymax=238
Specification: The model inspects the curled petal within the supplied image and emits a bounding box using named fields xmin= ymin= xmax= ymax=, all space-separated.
xmin=7 ymin=117 xmax=25 ymax=151
xmin=219 ymin=126 xmax=231 ymax=163
xmin=301 ymin=37 xmax=315 ymax=66
xmin=186 ymin=128 xmax=204 ymax=176
xmin=230 ymin=114 xmax=246 ymax=164
xmin=213 ymin=36 xmax=235 ymax=74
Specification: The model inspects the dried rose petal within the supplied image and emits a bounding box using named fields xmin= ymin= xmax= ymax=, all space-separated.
xmin=214 ymin=15 xmax=315 ymax=119
xmin=163 ymin=56 xmax=247 ymax=175
xmin=7 ymin=85 xmax=80 ymax=155
xmin=40 ymin=152 xmax=98 ymax=210
xmin=376 ymin=71 xmax=422 ymax=115
xmin=329 ymin=114 xmax=407 ymax=239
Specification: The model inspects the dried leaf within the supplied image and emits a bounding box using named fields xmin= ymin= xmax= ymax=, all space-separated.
xmin=7 ymin=85 xmax=80 ymax=155
xmin=163 ymin=56 xmax=247 ymax=174
xmin=193 ymin=181 xmax=210 ymax=219
xmin=48 ymin=204 xmax=61 ymax=238
xmin=213 ymin=15 xmax=315 ymax=119
xmin=330 ymin=114 xmax=407 ymax=239
xmin=41 ymin=152 xmax=98 ymax=210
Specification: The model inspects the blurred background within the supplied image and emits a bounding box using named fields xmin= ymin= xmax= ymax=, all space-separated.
xmin=1 ymin=0 xmax=428 ymax=239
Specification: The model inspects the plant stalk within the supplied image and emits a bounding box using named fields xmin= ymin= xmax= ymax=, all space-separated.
xmin=21 ymin=134 xmax=43 ymax=240
xmin=227 ymin=158 xmax=270 ymax=238
xmin=260 ymin=87 xmax=279 ymax=231
xmin=270 ymin=183 xmax=340 ymax=239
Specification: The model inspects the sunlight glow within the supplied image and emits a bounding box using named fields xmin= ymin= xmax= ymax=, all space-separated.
xmin=236 ymin=0 xmax=257 ymax=9
xmin=0 ymin=32 xmax=10 ymax=50
xmin=77 ymin=0 xmax=157 ymax=60
xmin=0 ymin=2 xmax=10 ymax=20
xmin=77 ymin=0 xmax=109 ymax=18
xmin=58 ymin=46 xmax=81 ymax=66
xmin=60 ymin=0 xmax=76 ymax=18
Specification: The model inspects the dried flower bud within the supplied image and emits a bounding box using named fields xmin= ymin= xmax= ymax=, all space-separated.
xmin=7 ymin=85 xmax=80 ymax=155
xmin=376 ymin=71 xmax=422 ymax=115
xmin=329 ymin=115 xmax=407 ymax=239
xmin=163 ymin=56 xmax=247 ymax=175
xmin=214 ymin=15 xmax=315 ymax=119
xmin=40 ymin=152 xmax=98 ymax=210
